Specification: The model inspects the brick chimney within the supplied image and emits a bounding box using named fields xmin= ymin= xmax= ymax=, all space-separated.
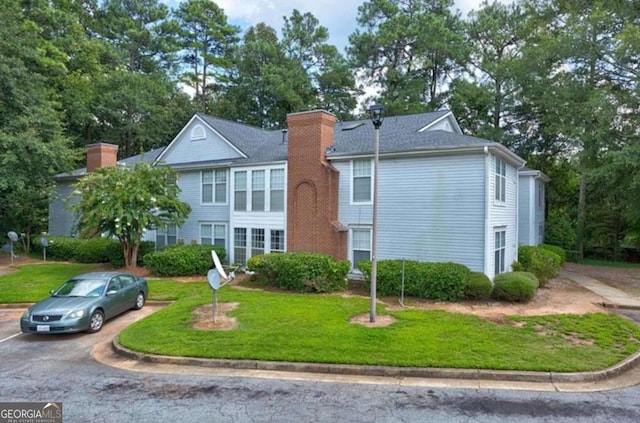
xmin=286 ymin=110 xmax=347 ymax=260
xmin=86 ymin=143 xmax=118 ymax=172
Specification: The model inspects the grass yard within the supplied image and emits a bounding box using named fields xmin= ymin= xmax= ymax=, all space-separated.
xmin=3 ymin=264 xmax=640 ymax=372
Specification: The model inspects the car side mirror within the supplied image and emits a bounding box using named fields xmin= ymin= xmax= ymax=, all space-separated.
xmin=49 ymin=290 xmax=54 ymax=295
xmin=106 ymin=290 xmax=118 ymax=296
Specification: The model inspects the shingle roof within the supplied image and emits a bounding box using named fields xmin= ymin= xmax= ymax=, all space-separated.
xmin=55 ymin=110 xmax=522 ymax=178
xmin=53 ymin=147 xmax=165 ymax=180
xmin=196 ymin=114 xmax=287 ymax=164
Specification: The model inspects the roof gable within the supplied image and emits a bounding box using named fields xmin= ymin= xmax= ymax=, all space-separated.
xmin=155 ymin=115 xmax=247 ymax=166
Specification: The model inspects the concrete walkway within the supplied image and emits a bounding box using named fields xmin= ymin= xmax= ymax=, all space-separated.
xmin=560 ymin=270 xmax=640 ymax=310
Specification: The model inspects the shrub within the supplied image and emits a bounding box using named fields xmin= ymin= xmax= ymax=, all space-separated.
xmin=44 ymin=236 xmax=81 ymax=261
xmin=465 ymin=272 xmax=493 ymax=300
xmin=539 ymin=244 xmax=566 ymax=264
xmin=517 ymin=245 xmax=562 ymax=287
xmin=144 ymin=244 xmax=226 ymax=277
xmin=105 ymin=240 xmax=156 ymax=268
xmin=247 ymin=252 xmax=350 ymax=293
xmin=359 ymin=259 xmax=471 ymax=301
xmin=492 ymin=272 xmax=539 ymax=302
xmin=73 ymin=237 xmax=118 ymax=263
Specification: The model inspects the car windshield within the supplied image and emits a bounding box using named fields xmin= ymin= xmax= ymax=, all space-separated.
xmin=53 ymin=279 xmax=107 ymax=298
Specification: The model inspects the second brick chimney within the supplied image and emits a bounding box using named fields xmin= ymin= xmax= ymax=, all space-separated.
xmin=286 ymin=110 xmax=347 ymax=260
xmin=86 ymin=143 xmax=118 ymax=172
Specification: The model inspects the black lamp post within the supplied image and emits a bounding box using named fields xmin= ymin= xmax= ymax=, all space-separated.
xmin=368 ymin=104 xmax=384 ymax=323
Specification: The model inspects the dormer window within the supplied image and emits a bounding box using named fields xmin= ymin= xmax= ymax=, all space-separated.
xmin=191 ymin=125 xmax=206 ymax=141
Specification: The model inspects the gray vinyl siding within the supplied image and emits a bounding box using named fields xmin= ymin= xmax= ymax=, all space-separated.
xmin=161 ymin=122 xmax=243 ymax=166
xmin=488 ymin=155 xmax=519 ymax=278
xmin=173 ymin=170 xmax=230 ymax=248
xmin=535 ymin=180 xmax=545 ymax=244
xmin=48 ymin=182 xmax=77 ymax=236
xmin=335 ymin=154 xmax=486 ymax=272
xmin=518 ymin=175 xmax=534 ymax=245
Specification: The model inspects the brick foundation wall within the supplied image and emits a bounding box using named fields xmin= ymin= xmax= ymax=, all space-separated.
xmin=286 ymin=110 xmax=347 ymax=260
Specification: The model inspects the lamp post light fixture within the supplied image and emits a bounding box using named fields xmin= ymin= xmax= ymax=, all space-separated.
xmin=368 ymin=104 xmax=384 ymax=323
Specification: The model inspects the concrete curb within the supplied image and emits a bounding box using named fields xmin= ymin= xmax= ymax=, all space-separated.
xmin=111 ymin=338 xmax=640 ymax=384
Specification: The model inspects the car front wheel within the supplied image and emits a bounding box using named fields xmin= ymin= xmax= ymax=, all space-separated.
xmin=133 ymin=292 xmax=145 ymax=310
xmin=87 ymin=310 xmax=104 ymax=333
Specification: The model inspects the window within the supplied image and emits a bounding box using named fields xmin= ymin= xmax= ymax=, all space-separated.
xmin=537 ymin=181 xmax=544 ymax=208
xmin=251 ymin=229 xmax=265 ymax=257
xmin=234 ymin=228 xmax=247 ymax=265
xmin=352 ymin=228 xmax=371 ymax=271
xmin=495 ymin=158 xmax=506 ymax=203
xmin=270 ymin=230 xmax=285 ymax=253
xmin=270 ymin=169 xmax=285 ymax=211
xmin=202 ymin=169 xmax=227 ymax=204
xmin=352 ymin=159 xmax=372 ymax=203
xmin=252 ymin=170 xmax=265 ymax=211
xmin=494 ymin=229 xmax=506 ymax=275
xmin=201 ymin=223 xmax=226 ymax=247
xmin=156 ymin=224 xmax=177 ymax=250
xmin=191 ymin=125 xmax=205 ymax=140
xmin=234 ymin=171 xmax=247 ymax=211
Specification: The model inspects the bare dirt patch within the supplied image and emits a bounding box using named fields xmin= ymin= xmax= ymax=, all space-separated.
xmin=563 ymin=262 xmax=640 ymax=296
xmin=350 ymin=313 xmax=397 ymax=327
xmin=192 ymin=302 xmax=239 ymax=331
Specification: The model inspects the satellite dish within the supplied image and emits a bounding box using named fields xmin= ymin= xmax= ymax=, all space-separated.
xmin=7 ymin=231 xmax=18 ymax=242
xmin=211 ymin=250 xmax=228 ymax=280
xmin=40 ymin=237 xmax=49 ymax=247
xmin=207 ymin=269 xmax=220 ymax=290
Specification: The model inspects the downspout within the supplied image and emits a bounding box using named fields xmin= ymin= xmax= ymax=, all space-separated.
xmin=484 ymin=146 xmax=490 ymax=277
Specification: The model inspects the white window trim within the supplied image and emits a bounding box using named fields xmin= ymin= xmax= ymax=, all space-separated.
xmin=232 ymin=165 xmax=286 ymax=213
xmin=156 ymin=224 xmax=179 ymax=250
xmin=350 ymin=159 xmax=373 ymax=205
xmin=190 ymin=124 xmax=206 ymax=141
xmin=494 ymin=227 xmax=507 ymax=276
xmin=199 ymin=222 xmax=227 ymax=248
xmin=201 ymin=169 xmax=228 ymax=206
xmin=269 ymin=229 xmax=286 ymax=252
xmin=349 ymin=226 xmax=372 ymax=273
xmin=494 ymin=157 xmax=507 ymax=205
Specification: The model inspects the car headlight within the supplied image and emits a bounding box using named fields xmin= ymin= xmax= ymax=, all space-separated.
xmin=67 ymin=310 xmax=86 ymax=319
xmin=22 ymin=310 xmax=31 ymax=319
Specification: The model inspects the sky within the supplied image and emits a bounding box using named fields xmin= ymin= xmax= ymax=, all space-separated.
xmin=162 ymin=0 xmax=495 ymax=53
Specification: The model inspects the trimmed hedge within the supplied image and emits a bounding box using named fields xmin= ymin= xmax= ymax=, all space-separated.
xmin=465 ymin=271 xmax=493 ymax=300
xmin=517 ymin=245 xmax=562 ymax=287
xmin=539 ymin=244 xmax=567 ymax=264
xmin=359 ymin=259 xmax=472 ymax=301
xmin=143 ymin=244 xmax=226 ymax=277
xmin=492 ymin=271 xmax=539 ymax=302
xmin=35 ymin=236 xmax=155 ymax=267
xmin=247 ymin=252 xmax=350 ymax=293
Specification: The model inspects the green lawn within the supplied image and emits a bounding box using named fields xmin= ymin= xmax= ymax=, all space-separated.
xmin=3 ymin=264 xmax=640 ymax=372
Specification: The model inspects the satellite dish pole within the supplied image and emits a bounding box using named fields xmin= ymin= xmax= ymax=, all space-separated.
xmin=7 ymin=232 xmax=18 ymax=265
xmin=40 ymin=236 xmax=49 ymax=262
xmin=207 ymin=250 xmax=237 ymax=323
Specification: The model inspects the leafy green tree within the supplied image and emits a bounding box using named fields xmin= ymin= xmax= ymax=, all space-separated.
xmin=214 ymin=23 xmax=303 ymax=128
xmin=450 ymin=0 xmax=526 ymax=145
xmin=68 ymin=161 xmax=191 ymax=268
xmin=282 ymin=10 xmax=358 ymax=120
xmin=516 ymin=0 xmax=639 ymax=258
xmin=0 ymin=0 xmax=77 ymax=249
xmin=97 ymin=0 xmax=180 ymax=74
xmin=348 ymin=0 xmax=465 ymax=114
xmin=175 ymin=0 xmax=240 ymax=113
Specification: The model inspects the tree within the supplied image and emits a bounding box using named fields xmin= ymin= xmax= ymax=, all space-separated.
xmin=68 ymin=162 xmax=191 ymax=268
xmin=282 ymin=10 xmax=358 ymax=120
xmin=0 ymin=0 xmax=76 ymax=248
xmin=175 ymin=0 xmax=240 ymax=113
xmin=348 ymin=0 xmax=465 ymax=114
xmin=450 ymin=0 xmax=527 ymax=145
